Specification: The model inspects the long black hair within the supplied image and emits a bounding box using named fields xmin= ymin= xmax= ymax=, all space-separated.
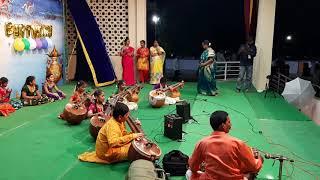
xmin=46 ymin=73 xmax=53 ymax=80
xmin=93 ymin=89 xmax=104 ymax=103
xmin=0 ymin=77 xmax=8 ymax=85
xmin=202 ymin=40 xmax=211 ymax=47
xmin=24 ymin=76 xmax=35 ymax=86
xmin=123 ymin=37 xmax=129 ymax=45
xmin=75 ymin=80 xmax=86 ymax=91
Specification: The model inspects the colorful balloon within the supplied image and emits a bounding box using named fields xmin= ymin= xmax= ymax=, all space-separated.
xmin=22 ymin=38 xmax=30 ymax=50
xmin=13 ymin=38 xmax=25 ymax=52
xmin=28 ymin=38 xmax=36 ymax=50
xmin=45 ymin=37 xmax=53 ymax=48
xmin=35 ymin=38 xmax=42 ymax=49
xmin=41 ymin=38 xmax=48 ymax=49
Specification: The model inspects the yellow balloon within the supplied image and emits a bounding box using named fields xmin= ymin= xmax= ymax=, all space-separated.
xmin=13 ymin=38 xmax=25 ymax=52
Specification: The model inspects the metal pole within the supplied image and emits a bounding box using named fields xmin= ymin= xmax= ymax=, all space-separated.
xmin=278 ymin=159 xmax=284 ymax=180
xmin=154 ymin=24 xmax=157 ymax=40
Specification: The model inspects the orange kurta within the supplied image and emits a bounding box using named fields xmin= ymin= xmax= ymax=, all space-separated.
xmin=189 ymin=131 xmax=262 ymax=180
xmin=78 ymin=117 xmax=138 ymax=163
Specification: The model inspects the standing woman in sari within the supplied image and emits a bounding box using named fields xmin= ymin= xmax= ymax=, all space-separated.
xmin=198 ymin=40 xmax=218 ymax=96
xmin=136 ymin=40 xmax=150 ymax=83
xmin=120 ymin=37 xmax=135 ymax=86
xmin=150 ymin=40 xmax=165 ymax=84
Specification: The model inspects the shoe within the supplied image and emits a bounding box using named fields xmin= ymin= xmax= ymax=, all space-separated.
xmin=245 ymin=89 xmax=249 ymax=92
xmin=236 ymin=88 xmax=241 ymax=93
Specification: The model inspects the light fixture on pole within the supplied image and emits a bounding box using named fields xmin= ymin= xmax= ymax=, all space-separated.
xmin=152 ymin=15 xmax=160 ymax=40
xmin=286 ymin=35 xmax=292 ymax=41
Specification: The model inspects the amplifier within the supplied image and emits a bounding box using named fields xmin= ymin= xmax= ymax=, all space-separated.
xmin=176 ymin=101 xmax=191 ymax=123
xmin=164 ymin=114 xmax=183 ymax=140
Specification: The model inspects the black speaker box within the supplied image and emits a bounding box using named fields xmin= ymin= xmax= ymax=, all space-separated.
xmin=164 ymin=114 xmax=183 ymax=140
xmin=176 ymin=101 xmax=191 ymax=123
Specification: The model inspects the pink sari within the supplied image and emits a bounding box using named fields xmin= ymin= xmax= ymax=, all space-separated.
xmin=121 ymin=46 xmax=135 ymax=85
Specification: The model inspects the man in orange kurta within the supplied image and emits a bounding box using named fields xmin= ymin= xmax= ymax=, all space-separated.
xmin=136 ymin=40 xmax=150 ymax=83
xmin=187 ymin=111 xmax=263 ymax=180
xmin=78 ymin=102 xmax=143 ymax=163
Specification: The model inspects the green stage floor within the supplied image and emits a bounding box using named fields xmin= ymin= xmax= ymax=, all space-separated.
xmin=0 ymin=81 xmax=319 ymax=180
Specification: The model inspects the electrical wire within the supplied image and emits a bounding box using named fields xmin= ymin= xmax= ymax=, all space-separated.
xmin=192 ymin=97 xmax=320 ymax=176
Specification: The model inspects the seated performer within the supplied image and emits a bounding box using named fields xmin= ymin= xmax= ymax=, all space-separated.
xmin=58 ymin=80 xmax=90 ymax=120
xmin=87 ymin=89 xmax=106 ymax=118
xmin=187 ymin=110 xmax=263 ymax=180
xmin=0 ymin=77 xmax=12 ymax=103
xmin=112 ymin=80 xmax=138 ymax=111
xmin=153 ymin=77 xmax=179 ymax=105
xmin=21 ymin=76 xmax=49 ymax=105
xmin=0 ymin=77 xmax=15 ymax=116
xmin=69 ymin=80 xmax=89 ymax=104
xmin=43 ymin=74 xmax=66 ymax=101
xmin=78 ymin=102 xmax=143 ymax=164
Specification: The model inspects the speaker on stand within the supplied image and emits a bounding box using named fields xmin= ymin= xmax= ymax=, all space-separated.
xmin=176 ymin=101 xmax=197 ymax=123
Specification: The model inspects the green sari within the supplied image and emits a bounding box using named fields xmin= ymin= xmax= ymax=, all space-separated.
xmin=197 ymin=48 xmax=217 ymax=95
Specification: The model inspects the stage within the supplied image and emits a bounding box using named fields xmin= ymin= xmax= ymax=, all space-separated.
xmin=0 ymin=81 xmax=319 ymax=179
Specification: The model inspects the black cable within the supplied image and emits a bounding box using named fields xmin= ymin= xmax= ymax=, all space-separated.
xmin=193 ymin=97 xmax=320 ymax=172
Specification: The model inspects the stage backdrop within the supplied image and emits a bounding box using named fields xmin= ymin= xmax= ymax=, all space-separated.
xmin=0 ymin=0 xmax=64 ymax=98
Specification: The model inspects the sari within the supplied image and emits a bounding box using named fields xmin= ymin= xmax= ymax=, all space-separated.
xmin=42 ymin=82 xmax=65 ymax=100
xmin=136 ymin=47 xmax=150 ymax=83
xmin=121 ymin=46 xmax=135 ymax=86
xmin=198 ymin=48 xmax=217 ymax=95
xmin=0 ymin=87 xmax=10 ymax=103
xmin=0 ymin=87 xmax=15 ymax=116
xmin=150 ymin=46 xmax=165 ymax=84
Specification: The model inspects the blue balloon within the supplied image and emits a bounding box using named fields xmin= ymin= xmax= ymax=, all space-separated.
xmin=41 ymin=38 xmax=48 ymax=49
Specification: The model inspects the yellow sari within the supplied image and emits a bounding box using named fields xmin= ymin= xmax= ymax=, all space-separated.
xmin=150 ymin=46 xmax=165 ymax=84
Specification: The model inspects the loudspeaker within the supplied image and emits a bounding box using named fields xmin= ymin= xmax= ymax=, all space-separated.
xmin=176 ymin=101 xmax=191 ymax=123
xmin=164 ymin=114 xmax=183 ymax=140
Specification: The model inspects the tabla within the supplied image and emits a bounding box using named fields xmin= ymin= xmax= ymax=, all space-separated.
xmin=89 ymin=115 xmax=109 ymax=139
xmin=148 ymin=90 xmax=166 ymax=108
xmin=61 ymin=103 xmax=87 ymax=125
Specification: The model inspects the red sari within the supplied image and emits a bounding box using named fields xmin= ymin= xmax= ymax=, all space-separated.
xmin=121 ymin=46 xmax=135 ymax=85
xmin=0 ymin=87 xmax=15 ymax=116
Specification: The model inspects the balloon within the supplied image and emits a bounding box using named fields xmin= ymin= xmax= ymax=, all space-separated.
xmin=28 ymin=38 xmax=36 ymax=50
xmin=41 ymin=38 xmax=48 ymax=49
xmin=45 ymin=37 xmax=53 ymax=48
xmin=13 ymin=38 xmax=25 ymax=52
xmin=22 ymin=38 xmax=30 ymax=50
xmin=35 ymin=38 xmax=42 ymax=49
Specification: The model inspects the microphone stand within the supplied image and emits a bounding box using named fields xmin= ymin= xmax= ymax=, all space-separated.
xmin=264 ymin=153 xmax=294 ymax=180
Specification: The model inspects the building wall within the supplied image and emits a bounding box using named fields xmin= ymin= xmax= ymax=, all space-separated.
xmin=0 ymin=0 xmax=64 ymax=97
xmin=66 ymin=0 xmax=146 ymax=81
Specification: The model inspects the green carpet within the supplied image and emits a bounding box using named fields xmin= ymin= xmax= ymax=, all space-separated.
xmin=0 ymin=81 xmax=319 ymax=180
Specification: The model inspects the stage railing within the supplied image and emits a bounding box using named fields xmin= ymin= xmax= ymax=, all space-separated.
xmin=215 ymin=61 xmax=240 ymax=80
xmin=164 ymin=59 xmax=240 ymax=81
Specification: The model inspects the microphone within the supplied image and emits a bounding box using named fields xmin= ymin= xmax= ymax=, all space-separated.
xmin=264 ymin=153 xmax=294 ymax=162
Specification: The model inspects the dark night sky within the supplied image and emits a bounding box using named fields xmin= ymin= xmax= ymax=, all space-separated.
xmin=147 ymin=0 xmax=320 ymax=59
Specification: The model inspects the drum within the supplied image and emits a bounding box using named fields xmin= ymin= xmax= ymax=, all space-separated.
xmin=61 ymin=103 xmax=87 ymax=125
xmin=128 ymin=137 xmax=162 ymax=161
xmin=148 ymin=90 xmax=166 ymax=108
xmin=89 ymin=115 xmax=109 ymax=139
